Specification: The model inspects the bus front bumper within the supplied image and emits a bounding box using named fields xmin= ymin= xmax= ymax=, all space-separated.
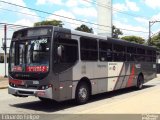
xmin=8 ymin=85 xmax=53 ymax=99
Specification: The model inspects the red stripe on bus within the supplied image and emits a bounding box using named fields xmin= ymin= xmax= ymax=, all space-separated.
xmin=114 ymin=63 xmax=124 ymax=90
xmin=127 ymin=64 xmax=135 ymax=87
xmin=9 ymin=79 xmax=24 ymax=85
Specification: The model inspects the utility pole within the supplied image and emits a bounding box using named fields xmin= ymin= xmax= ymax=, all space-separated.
xmin=4 ymin=24 xmax=7 ymax=78
xmin=148 ymin=20 xmax=160 ymax=45
xmin=148 ymin=21 xmax=151 ymax=45
xmin=97 ymin=0 xmax=112 ymax=37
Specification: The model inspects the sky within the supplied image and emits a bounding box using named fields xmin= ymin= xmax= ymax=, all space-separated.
xmin=0 ymin=0 xmax=160 ymax=52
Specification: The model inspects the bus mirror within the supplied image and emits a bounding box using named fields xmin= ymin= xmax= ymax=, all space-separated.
xmin=57 ymin=45 xmax=63 ymax=57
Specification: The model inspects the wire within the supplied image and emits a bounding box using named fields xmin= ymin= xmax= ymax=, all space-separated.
xmin=0 ymin=22 xmax=28 ymax=28
xmin=0 ymin=28 xmax=15 ymax=32
xmin=0 ymin=1 xmax=110 ymax=27
xmin=0 ymin=7 xmax=140 ymax=34
xmin=0 ymin=7 xmax=44 ymax=19
xmin=0 ymin=23 xmax=28 ymax=32
xmin=0 ymin=0 xmax=149 ymax=33
xmin=151 ymin=31 xmax=160 ymax=37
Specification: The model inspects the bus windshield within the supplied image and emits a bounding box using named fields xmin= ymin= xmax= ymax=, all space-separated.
xmin=10 ymin=37 xmax=50 ymax=73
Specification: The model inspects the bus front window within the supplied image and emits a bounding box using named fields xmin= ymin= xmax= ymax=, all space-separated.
xmin=10 ymin=38 xmax=50 ymax=73
xmin=27 ymin=38 xmax=50 ymax=64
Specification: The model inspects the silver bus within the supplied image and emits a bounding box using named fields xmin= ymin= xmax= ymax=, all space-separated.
xmin=8 ymin=26 xmax=157 ymax=104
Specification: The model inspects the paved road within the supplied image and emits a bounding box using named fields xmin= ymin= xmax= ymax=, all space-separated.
xmin=0 ymin=77 xmax=160 ymax=116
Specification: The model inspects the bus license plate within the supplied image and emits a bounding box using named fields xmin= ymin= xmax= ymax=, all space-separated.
xmin=33 ymin=81 xmax=39 ymax=85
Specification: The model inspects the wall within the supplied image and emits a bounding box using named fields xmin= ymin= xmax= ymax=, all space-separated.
xmin=0 ymin=63 xmax=8 ymax=77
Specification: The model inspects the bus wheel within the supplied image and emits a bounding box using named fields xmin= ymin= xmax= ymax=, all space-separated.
xmin=76 ymin=82 xmax=90 ymax=104
xmin=136 ymin=75 xmax=144 ymax=89
xmin=38 ymin=97 xmax=52 ymax=102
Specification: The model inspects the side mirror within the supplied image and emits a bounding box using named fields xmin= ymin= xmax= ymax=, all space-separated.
xmin=57 ymin=45 xmax=63 ymax=57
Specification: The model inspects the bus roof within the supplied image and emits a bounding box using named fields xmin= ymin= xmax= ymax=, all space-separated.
xmin=107 ymin=37 xmax=156 ymax=50
xmin=71 ymin=29 xmax=156 ymax=51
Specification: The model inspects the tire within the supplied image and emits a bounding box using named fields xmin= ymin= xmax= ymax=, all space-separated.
xmin=39 ymin=97 xmax=52 ymax=103
xmin=75 ymin=82 xmax=90 ymax=105
xmin=136 ymin=75 xmax=144 ymax=90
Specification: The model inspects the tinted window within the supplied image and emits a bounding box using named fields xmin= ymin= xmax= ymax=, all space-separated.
xmin=80 ymin=37 xmax=98 ymax=61
xmin=113 ymin=44 xmax=126 ymax=61
xmin=136 ymin=48 xmax=145 ymax=61
xmin=137 ymin=48 xmax=145 ymax=54
xmin=99 ymin=41 xmax=112 ymax=61
xmin=53 ymin=32 xmax=78 ymax=73
xmin=126 ymin=47 xmax=136 ymax=61
xmin=56 ymin=39 xmax=78 ymax=63
xmin=146 ymin=50 xmax=153 ymax=62
xmin=147 ymin=50 xmax=152 ymax=55
xmin=114 ymin=44 xmax=125 ymax=52
xmin=127 ymin=47 xmax=136 ymax=53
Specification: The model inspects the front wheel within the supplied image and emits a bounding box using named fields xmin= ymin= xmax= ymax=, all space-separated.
xmin=136 ymin=75 xmax=144 ymax=89
xmin=75 ymin=82 xmax=90 ymax=105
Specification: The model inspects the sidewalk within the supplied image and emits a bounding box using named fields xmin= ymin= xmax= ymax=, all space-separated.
xmin=0 ymin=77 xmax=8 ymax=89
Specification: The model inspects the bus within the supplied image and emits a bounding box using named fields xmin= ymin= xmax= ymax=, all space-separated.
xmin=8 ymin=26 xmax=157 ymax=104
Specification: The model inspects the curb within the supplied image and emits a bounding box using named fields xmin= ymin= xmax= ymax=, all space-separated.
xmin=0 ymin=86 xmax=8 ymax=89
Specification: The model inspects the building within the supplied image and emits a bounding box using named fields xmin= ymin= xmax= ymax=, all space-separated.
xmin=0 ymin=53 xmax=8 ymax=77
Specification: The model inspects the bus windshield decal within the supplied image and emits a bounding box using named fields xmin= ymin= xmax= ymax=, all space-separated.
xmin=26 ymin=66 xmax=48 ymax=73
xmin=12 ymin=66 xmax=23 ymax=72
xmin=31 ymin=38 xmax=48 ymax=44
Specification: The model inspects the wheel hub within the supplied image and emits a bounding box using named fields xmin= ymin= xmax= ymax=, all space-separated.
xmin=79 ymin=88 xmax=87 ymax=100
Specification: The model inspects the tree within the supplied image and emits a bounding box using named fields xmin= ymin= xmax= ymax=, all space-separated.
xmin=34 ymin=20 xmax=64 ymax=27
xmin=75 ymin=24 xmax=93 ymax=33
xmin=121 ymin=36 xmax=145 ymax=44
xmin=112 ymin=25 xmax=123 ymax=38
xmin=150 ymin=33 xmax=160 ymax=49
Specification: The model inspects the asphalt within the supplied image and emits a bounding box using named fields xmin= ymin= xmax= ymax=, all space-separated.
xmin=1 ymin=77 xmax=160 ymax=115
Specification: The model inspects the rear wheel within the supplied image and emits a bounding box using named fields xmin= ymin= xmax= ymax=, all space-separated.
xmin=75 ymin=82 xmax=90 ymax=104
xmin=136 ymin=75 xmax=144 ymax=89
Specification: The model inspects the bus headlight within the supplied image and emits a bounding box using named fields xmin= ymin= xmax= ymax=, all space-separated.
xmin=9 ymin=82 xmax=16 ymax=87
xmin=42 ymin=86 xmax=45 ymax=90
xmin=39 ymin=84 xmax=52 ymax=90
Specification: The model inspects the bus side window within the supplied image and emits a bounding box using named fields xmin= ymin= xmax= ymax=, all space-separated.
xmin=136 ymin=48 xmax=145 ymax=62
xmin=113 ymin=44 xmax=126 ymax=61
xmin=99 ymin=40 xmax=112 ymax=61
xmin=146 ymin=50 xmax=152 ymax=62
xmin=80 ymin=37 xmax=98 ymax=61
xmin=127 ymin=47 xmax=136 ymax=61
xmin=56 ymin=39 xmax=78 ymax=63
xmin=53 ymin=34 xmax=78 ymax=73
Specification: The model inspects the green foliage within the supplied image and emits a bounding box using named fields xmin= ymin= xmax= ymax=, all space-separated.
xmin=112 ymin=25 xmax=123 ymax=38
xmin=75 ymin=24 xmax=93 ymax=33
xmin=150 ymin=33 xmax=160 ymax=49
xmin=121 ymin=36 xmax=145 ymax=44
xmin=34 ymin=20 xmax=63 ymax=27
